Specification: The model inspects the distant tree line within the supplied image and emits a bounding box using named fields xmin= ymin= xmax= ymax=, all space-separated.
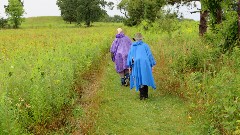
xmin=117 ymin=0 xmax=240 ymax=37
xmin=0 ymin=0 xmax=24 ymax=29
xmin=100 ymin=14 xmax=125 ymax=23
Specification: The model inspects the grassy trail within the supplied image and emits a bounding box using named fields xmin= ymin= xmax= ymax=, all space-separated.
xmin=79 ymin=56 xmax=201 ymax=135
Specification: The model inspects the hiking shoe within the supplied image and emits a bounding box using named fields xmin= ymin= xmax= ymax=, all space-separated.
xmin=124 ymin=73 xmax=130 ymax=86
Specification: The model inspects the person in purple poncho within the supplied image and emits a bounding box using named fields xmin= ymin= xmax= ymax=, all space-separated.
xmin=127 ymin=33 xmax=156 ymax=100
xmin=110 ymin=28 xmax=132 ymax=86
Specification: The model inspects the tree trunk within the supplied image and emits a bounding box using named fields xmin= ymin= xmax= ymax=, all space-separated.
xmin=199 ymin=10 xmax=208 ymax=36
xmin=86 ymin=20 xmax=90 ymax=27
xmin=238 ymin=0 xmax=240 ymax=38
xmin=216 ymin=8 xmax=222 ymax=24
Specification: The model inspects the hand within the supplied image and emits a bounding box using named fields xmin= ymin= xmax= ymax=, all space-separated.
xmin=129 ymin=68 xmax=132 ymax=73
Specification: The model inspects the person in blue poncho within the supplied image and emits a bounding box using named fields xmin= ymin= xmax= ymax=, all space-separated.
xmin=127 ymin=33 xmax=156 ymax=100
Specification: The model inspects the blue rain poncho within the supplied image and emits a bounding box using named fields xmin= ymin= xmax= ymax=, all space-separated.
xmin=127 ymin=40 xmax=156 ymax=91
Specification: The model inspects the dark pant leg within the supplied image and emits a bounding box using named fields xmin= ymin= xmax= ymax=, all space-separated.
xmin=139 ymin=87 xmax=144 ymax=100
xmin=139 ymin=85 xmax=148 ymax=100
xmin=143 ymin=85 xmax=148 ymax=98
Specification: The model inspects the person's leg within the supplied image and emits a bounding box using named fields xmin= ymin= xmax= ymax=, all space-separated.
xmin=143 ymin=85 xmax=148 ymax=98
xmin=139 ymin=85 xmax=145 ymax=100
xmin=124 ymin=69 xmax=130 ymax=86
xmin=119 ymin=71 xmax=125 ymax=85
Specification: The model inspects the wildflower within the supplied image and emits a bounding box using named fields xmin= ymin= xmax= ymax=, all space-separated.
xmin=19 ymin=97 xmax=24 ymax=102
xmin=16 ymin=103 xmax=21 ymax=108
xmin=25 ymin=104 xmax=31 ymax=108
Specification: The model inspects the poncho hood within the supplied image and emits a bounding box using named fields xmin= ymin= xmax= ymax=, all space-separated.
xmin=132 ymin=40 xmax=143 ymax=46
xmin=116 ymin=33 xmax=125 ymax=38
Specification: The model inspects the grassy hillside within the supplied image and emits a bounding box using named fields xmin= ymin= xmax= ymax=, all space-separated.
xmin=21 ymin=16 xmax=71 ymax=28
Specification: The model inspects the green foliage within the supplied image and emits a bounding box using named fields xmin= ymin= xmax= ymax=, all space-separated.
xmin=171 ymin=47 xmax=207 ymax=74
xmin=154 ymin=11 xmax=179 ymax=36
xmin=0 ymin=17 xmax=114 ymax=134
xmin=57 ymin=0 xmax=111 ymax=26
xmin=205 ymin=11 xmax=238 ymax=53
xmin=0 ymin=17 xmax=8 ymax=28
xmin=137 ymin=10 xmax=179 ymax=36
xmin=100 ymin=14 xmax=125 ymax=23
xmin=204 ymin=68 xmax=240 ymax=134
xmin=146 ymin=16 xmax=240 ymax=134
xmin=5 ymin=0 xmax=24 ymax=28
xmin=76 ymin=0 xmax=106 ymax=26
xmin=122 ymin=0 xmax=144 ymax=26
xmin=201 ymin=0 xmax=223 ymax=25
xmin=56 ymin=0 xmax=78 ymax=24
xmin=157 ymin=12 xmax=240 ymax=134
xmin=118 ymin=0 xmax=166 ymax=26
xmin=200 ymin=0 xmax=237 ymax=30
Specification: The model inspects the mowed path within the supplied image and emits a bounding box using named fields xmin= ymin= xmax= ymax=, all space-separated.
xmin=81 ymin=58 xmax=201 ymax=135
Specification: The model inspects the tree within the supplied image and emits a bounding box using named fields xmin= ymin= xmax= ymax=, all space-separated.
xmin=57 ymin=0 xmax=78 ymax=24
xmin=201 ymin=0 xmax=223 ymax=29
xmin=144 ymin=0 xmax=166 ymax=22
xmin=5 ymin=0 xmax=24 ymax=28
xmin=199 ymin=10 xmax=208 ymax=36
xmin=118 ymin=0 xmax=165 ymax=26
xmin=57 ymin=0 xmax=112 ymax=27
xmin=76 ymin=0 xmax=107 ymax=27
xmin=238 ymin=0 xmax=240 ymax=37
xmin=167 ymin=0 xmax=209 ymax=36
xmin=0 ymin=17 xmax=8 ymax=29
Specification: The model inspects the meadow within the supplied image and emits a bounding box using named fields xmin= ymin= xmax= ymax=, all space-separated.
xmin=0 ymin=17 xmax=122 ymax=134
xmin=0 ymin=16 xmax=239 ymax=134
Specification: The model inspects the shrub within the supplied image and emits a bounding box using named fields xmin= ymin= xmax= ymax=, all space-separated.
xmin=0 ymin=18 xmax=8 ymax=29
xmin=205 ymin=11 xmax=238 ymax=53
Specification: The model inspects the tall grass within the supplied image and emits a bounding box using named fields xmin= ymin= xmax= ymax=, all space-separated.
xmin=141 ymin=19 xmax=240 ymax=134
xmin=0 ymin=17 xmax=123 ymax=134
xmin=1 ymin=16 xmax=239 ymax=134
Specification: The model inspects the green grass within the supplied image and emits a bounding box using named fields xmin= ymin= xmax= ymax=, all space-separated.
xmin=21 ymin=16 xmax=124 ymax=29
xmin=21 ymin=16 xmax=72 ymax=28
xmin=0 ymin=16 xmax=124 ymax=134
xmin=1 ymin=16 xmax=206 ymax=134
xmin=90 ymin=60 xmax=201 ymax=135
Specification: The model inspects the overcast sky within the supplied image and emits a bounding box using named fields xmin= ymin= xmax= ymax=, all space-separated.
xmin=0 ymin=0 xmax=200 ymax=20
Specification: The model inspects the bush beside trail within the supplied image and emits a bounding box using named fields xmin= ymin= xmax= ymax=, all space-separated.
xmin=147 ymin=18 xmax=240 ymax=134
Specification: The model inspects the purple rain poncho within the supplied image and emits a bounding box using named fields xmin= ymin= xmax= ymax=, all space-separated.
xmin=110 ymin=33 xmax=132 ymax=73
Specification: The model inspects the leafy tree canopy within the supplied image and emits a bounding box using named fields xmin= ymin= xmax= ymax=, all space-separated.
xmin=118 ymin=0 xmax=166 ymax=26
xmin=57 ymin=0 xmax=114 ymax=26
xmin=4 ymin=0 xmax=24 ymax=28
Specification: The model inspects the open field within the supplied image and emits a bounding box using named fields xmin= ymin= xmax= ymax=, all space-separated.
xmin=0 ymin=17 xmax=124 ymax=134
xmin=1 ymin=16 xmax=239 ymax=134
